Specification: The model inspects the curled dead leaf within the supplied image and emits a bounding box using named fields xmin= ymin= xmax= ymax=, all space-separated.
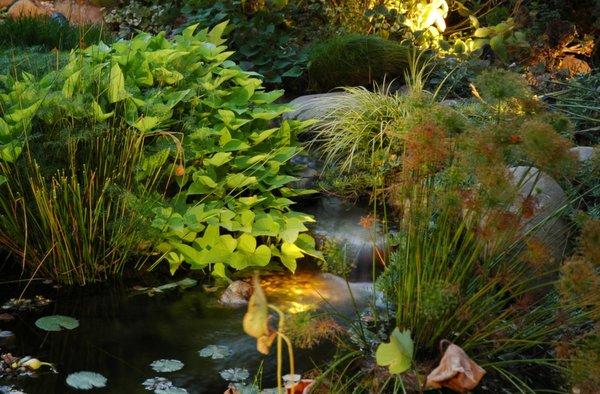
xmin=426 ymin=341 xmax=486 ymax=393
xmin=257 ymin=331 xmax=277 ymax=355
xmin=243 ymin=274 xmax=276 ymax=354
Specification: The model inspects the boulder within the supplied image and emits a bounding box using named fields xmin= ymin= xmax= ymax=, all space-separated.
xmin=7 ymin=0 xmax=49 ymax=18
xmin=569 ymin=146 xmax=597 ymax=163
xmin=510 ymin=166 xmax=571 ymax=261
xmin=219 ymin=280 xmax=252 ymax=306
xmin=0 ymin=0 xmax=15 ymax=9
xmin=283 ymin=92 xmax=350 ymax=122
xmin=54 ymin=0 xmax=104 ymax=25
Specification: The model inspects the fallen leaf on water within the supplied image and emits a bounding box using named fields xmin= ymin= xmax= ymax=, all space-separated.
xmin=426 ymin=341 xmax=486 ymax=393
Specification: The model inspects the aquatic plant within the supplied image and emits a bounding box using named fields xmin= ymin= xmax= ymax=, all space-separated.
xmin=0 ymin=23 xmax=320 ymax=283
xmin=66 ymin=371 xmax=108 ymax=390
xmin=198 ymin=345 xmax=232 ymax=360
xmin=150 ymin=359 xmax=184 ymax=373
xmin=35 ymin=315 xmax=79 ymax=332
xmin=243 ymin=275 xmax=296 ymax=393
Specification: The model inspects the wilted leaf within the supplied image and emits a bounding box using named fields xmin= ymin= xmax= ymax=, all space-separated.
xmin=426 ymin=342 xmax=486 ymax=392
xmin=375 ymin=328 xmax=413 ymax=374
xmin=150 ymin=359 xmax=184 ymax=373
xmin=198 ymin=345 xmax=232 ymax=359
xmin=66 ymin=371 xmax=107 ymax=390
xmin=242 ymin=275 xmax=270 ymax=339
xmin=35 ymin=315 xmax=79 ymax=332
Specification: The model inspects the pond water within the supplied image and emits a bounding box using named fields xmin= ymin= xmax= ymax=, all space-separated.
xmin=0 ymin=272 xmax=373 ymax=394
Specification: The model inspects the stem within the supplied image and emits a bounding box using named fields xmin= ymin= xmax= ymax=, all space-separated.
xmin=269 ymin=304 xmax=296 ymax=393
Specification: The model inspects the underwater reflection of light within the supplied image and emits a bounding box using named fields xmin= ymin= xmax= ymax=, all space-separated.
xmin=286 ymin=301 xmax=312 ymax=314
xmin=259 ymin=272 xmax=370 ymax=315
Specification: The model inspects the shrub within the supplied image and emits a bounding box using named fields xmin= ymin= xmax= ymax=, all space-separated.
xmin=307 ymin=34 xmax=411 ymax=91
xmin=0 ymin=23 xmax=319 ymax=284
xmin=182 ymin=0 xmax=316 ymax=89
xmin=0 ymin=16 xmax=110 ymax=50
xmin=314 ymin=176 xmax=589 ymax=392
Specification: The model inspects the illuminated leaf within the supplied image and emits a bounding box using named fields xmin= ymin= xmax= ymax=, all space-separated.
xmin=375 ymin=328 xmax=413 ymax=374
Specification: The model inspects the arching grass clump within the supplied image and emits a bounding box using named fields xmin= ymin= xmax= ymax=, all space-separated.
xmin=0 ymin=16 xmax=110 ymax=51
xmin=307 ymin=34 xmax=411 ymax=91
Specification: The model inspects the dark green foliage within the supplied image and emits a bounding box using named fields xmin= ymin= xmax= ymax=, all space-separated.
xmin=307 ymin=34 xmax=411 ymax=91
xmin=0 ymin=47 xmax=68 ymax=78
xmin=182 ymin=0 xmax=320 ymax=89
xmin=0 ymin=16 xmax=110 ymax=51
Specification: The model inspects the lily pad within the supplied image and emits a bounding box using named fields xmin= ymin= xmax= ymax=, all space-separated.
xmin=0 ymin=385 xmax=25 ymax=394
xmin=198 ymin=345 xmax=231 ymax=360
xmin=143 ymin=377 xmax=173 ymax=391
xmin=35 ymin=315 xmax=79 ymax=332
xmin=150 ymin=359 xmax=184 ymax=373
xmin=66 ymin=371 xmax=107 ymax=390
xmin=220 ymin=368 xmax=250 ymax=382
xmin=155 ymin=388 xmax=188 ymax=394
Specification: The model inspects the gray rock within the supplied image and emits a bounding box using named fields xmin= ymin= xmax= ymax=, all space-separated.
xmin=569 ymin=146 xmax=597 ymax=163
xmin=283 ymin=92 xmax=350 ymax=121
xmin=509 ymin=166 xmax=571 ymax=261
xmin=219 ymin=280 xmax=252 ymax=306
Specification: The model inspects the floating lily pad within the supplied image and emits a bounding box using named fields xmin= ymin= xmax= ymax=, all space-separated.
xmin=198 ymin=345 xmax=231 ymax=360
xmin=219 ymin=368 xmax=249 ymax=382
xmin=66 ymin=371 xmax=107 ymax=390
xmin=155 ymin=388 xmax=188 ymax=394
xmin=150 ymin=359 xmax=184 ymax=373
xmin=176 ymin=278 xmax=197 ymax=289
xmin=143 ymin=377 xmax=173 ymax=391
xmin=0 ymin=385 xmax=25 ymax=394
xmin=134 ymin=278 xmax=198 ymax=296
xmin=35 ymin=315 xmax=79 ymax=332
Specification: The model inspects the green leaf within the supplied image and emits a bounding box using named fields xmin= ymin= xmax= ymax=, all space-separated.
xmin=237 ymin=233 xmax=256 ymax=254
xmin=375 ymin=328 xmax=413 ymax=374
xmin=108 ymin=63 xmax=128 ymax=103
xmin=205 ymin=152 xmax=232 ymax=167
xmin=35 ymin=315 xmax=79 ymax=332
xmin=92 ymin=100 xmax=114 ymax=121
xmin=62 ymin=70 xmax=81 ymax=98
xmin=134 ymin=116 xmax=160 ymax=133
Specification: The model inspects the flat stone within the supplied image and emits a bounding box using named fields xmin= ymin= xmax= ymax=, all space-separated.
xmin=569 ymin=146 xmax=597 ymax=163
xmin=283 ymin=92 xmax=350 ymax=122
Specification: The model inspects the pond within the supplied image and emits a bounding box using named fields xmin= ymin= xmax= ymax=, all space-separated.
xmin=0 ymin=272 xmax=374 ymax=393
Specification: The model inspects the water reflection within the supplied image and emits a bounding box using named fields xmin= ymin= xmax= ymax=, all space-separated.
xmin=0 ymin=272 xmax=372 ymax=394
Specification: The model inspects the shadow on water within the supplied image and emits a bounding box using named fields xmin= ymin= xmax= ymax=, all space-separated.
xmin=0 ymin=271 xmax=373 ymax=394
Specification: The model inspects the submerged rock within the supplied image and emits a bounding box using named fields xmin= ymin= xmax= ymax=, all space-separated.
xmin=219 ymin=280 xmax=252 ymax=306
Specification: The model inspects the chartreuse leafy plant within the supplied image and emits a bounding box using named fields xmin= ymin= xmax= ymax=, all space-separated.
xmin=0 ymin=22 xmax=320 ymax=283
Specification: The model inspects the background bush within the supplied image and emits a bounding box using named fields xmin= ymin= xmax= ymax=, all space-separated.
xmin=307 ymin=34 xmax=411 ymax=91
